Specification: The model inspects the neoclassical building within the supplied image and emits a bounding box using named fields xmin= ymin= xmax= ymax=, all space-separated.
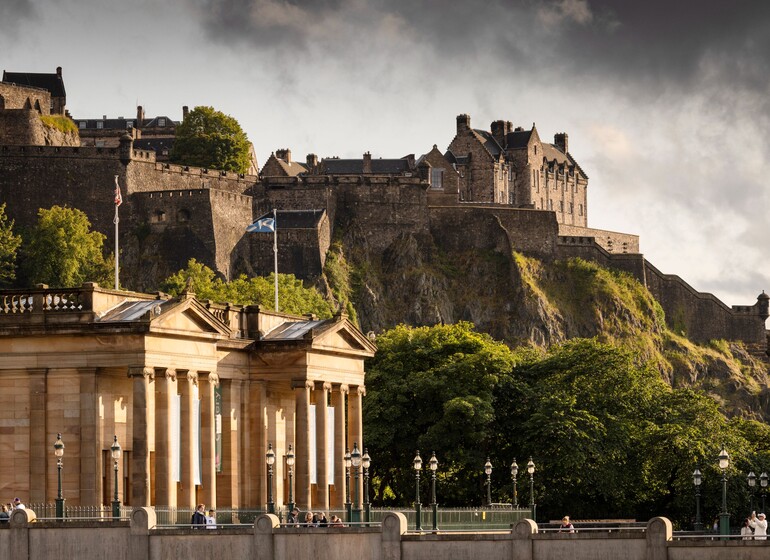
xmin=0 ymin=283 xmax=375 ymax=512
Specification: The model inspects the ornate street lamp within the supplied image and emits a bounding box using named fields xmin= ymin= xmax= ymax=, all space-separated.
xmin=527 ymin=457 xmax=536 ymax=523
xmin=286 ymin=444 xmax=295 ymax=513
xmin=510 ymin=459 xmax=519 ymax=508
xmin=748 ymin=471 xmax=757 ymax=513
xmin=351 ymin=443 xmax=362 ymax=523
xmin=344 ymin=448 xmax=352 ymax=522
xmin=362 ymin=448 xmax=372 ymax=525
xmin=429 ymin=452 xmax=438 ymax=532
xmin=484 ymin=458 xmax=493 ymax=507
xmin=111 ymin=435 xmax=122 ymax=519
xmin=53 ymin=433 xmax=65 ymax=519
xmin=718 ymin=445 xmax=729 ymax=536
xmin=761 ymin=472 xmax=768 ymax=513
xmin=266 ymin=443 xmax=276 ymax=514
xmin=413 ymin=450 xmax=423 ymax=531
xmin=692 ymin=468 xmax=703 ymax=531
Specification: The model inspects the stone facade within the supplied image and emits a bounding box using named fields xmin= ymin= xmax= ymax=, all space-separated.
xmin=0 ymin=283 xmax=375 ymax=510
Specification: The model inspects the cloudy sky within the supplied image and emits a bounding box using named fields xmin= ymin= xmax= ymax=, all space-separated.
xmin=2 ymin=0 xmax=769 ymax=306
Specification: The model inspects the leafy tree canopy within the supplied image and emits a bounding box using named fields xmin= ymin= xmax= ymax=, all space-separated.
xmin=0 ymin=203 xmax=22 ymax=287
xmin=169 ymin=106 xmax=251 ymax=173
xmin=160 ymin=258 xmax=333 ymax=318
xmin=20 ymin=205 xmax=113 ymax=288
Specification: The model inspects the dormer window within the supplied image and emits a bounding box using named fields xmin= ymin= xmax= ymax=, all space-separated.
xmin=79 ymin=121 xmax=86 ymax=129
xmin=158 ymin=118 xmax=166 ymax=127
xmin=96 ymin=121 xmax=103 ymax=129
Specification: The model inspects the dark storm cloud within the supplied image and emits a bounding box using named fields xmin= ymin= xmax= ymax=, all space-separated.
xmin=191 ymin=0 xmax=770 ymax=89
xmin=0 ymin=0 xmax=36 ymax=34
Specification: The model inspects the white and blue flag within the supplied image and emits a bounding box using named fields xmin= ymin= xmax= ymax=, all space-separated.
xmin=246 ymin=216 xmax=275 ymax=233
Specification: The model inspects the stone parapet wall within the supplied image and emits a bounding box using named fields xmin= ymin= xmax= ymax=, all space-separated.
xmin=559 ymin=225 xmax=639 ymax=253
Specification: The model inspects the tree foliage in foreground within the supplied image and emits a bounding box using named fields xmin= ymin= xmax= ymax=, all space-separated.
xmin=160 ymin=258 xmax=333 ymax=318
xmin=363 ymin=323 xmax=770 ymax=527
xmin=169 ymin=106 xmax=251 ymax=173
xmin=0 ymin=203 xmax=22 ymax=287
xmin=20 ymin=205 xmax=113 ymax=288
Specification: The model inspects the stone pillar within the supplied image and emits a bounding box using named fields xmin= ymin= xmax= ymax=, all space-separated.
xmin=199 ymin=371 xmax=218 ymax=508
xmin=154 ymin=368 xmax=177 ymax=508
xmin=79 ymin=368 xmax=101 ymax=506
xmin=247 ymin=380 xmax=267 ymax=508
xmin=177 ymin=369 xmax=197 ymax=509
xmin=314 ymin=382 xmax=331 ymax=510
xmin=646 ymin=517 xmax=672 ymax=560
xmin=128 ymin=366 xmax=154 ymax=507
xmin=331 ymin=384 xmax=348 ymax=509
xmin=129 ymin=507 xmax=156 ymax=560
xmin=293 ymin=379 xmax=313 ymax=510
xmin=510 ymin=518 xmax=538 ymax=560
xmin=381 ymin=512 xmax=407 ymax=560
xmin=220 ymin=378 xmax=242 ymax=509
xmin=348 ymin=385 xmax=365 ymax=504
xmin=254 ymin=514 xmax=280 ymax=560
xmin=28 ymin=369 xmax=47 ymax=504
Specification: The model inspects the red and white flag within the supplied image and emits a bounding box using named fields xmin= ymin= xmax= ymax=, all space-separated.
xmin=114 ymin=175 xmax=122 ymax=206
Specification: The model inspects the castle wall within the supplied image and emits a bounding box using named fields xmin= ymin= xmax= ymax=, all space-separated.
xmin=0 ymin=111 xmax=46 ymax=145
xmin=0 ymin=83 xmax=51 ymax=114
xmin=559 ymin=225 xmax=640 ymax=253
xmin=126 ymin=159 xmax=257 ymax=196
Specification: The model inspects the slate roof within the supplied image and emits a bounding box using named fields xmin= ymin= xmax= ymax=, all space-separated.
xmin=505 ymin=129 xmax=533 ymax=149
xmin=262 ymin=319 xmax=329 ymax=340
xmin=2 ymin=71 xmax=66 ymax=98
xmin=98 ymin=300 xmax=166 ymax=322
xmin=254 ymin=209 xmax=326 ymax=229
xmin=134 ymin=137 xmax=175 ymax=154
xmin=472 ymin=129 xmax=502 ymax=157
xmin=444 ymin=150 xmax=470 ymax=166
xmin=73 ymin=116 xmax=178 ymax=130
xmin=321 ymin=157 xmax=413 ymax=174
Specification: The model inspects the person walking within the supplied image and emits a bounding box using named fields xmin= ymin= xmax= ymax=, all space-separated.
xmin=191 ymin=504 xmax=207 ymax=528
xmin=749 ymin=512 xmax=768 ymax=540
xmin=206 ymin=509 xmax=217 ymax=529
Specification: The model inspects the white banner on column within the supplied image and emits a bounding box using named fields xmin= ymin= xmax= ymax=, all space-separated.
xmin=172 ymin=394 xmax=181 ymax=482
xmin=327 ymin=406 xmax=335 ymax=479
xmin=309 ymin=404 xmax=317 ymax=484
xmin=194 ymin=385 xmax=201 ymax=486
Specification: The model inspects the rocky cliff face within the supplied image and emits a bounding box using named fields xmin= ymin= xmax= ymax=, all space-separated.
xmin=323 ymin=223 xmax=770 ymax=420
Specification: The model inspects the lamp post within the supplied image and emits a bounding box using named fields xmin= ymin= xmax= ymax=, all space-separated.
xmin=748 ymin=471 xmax=756 ymax=513
xmin=484 ymin=458 xmax=493 ymax=507
xmin=111 ymin=435 xmax=122 ymax=519
xmin=351 ymin=443 xmax=362 ymax=523
xmin=362 ymin=448 xmax=371 ymax=525
xmin=692 ymin=468 xmax=703 ymax=531
xmin=511 ymin=459 xmax=519 ymax=509
xmin=718 ymin=445 xmax=729 ymax=536
xmin=53 ymin=433 xmax=65 ymax=519
xmin=429 ymin=452 xmax=438 ymax=532
xmin=286 ymin=444 xmax=295 ymax=513
xmin=344 ymin=448 xmax=352 ymax=523
xmin=527 ymin=457 xmax=536 ymax=523
xmin=266 ymin=443 xmax=275 ymax=514
xmin=414 ymin=450 xmax=423 ymax=531
xmin=761 ymin=472 xmax=768 ymax=512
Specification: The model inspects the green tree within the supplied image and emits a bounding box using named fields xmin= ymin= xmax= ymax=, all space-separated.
xmin=169 ymin=106 xmax=251 ymax=173
xmin=0 ymin=203 xmax=22 ymax=287
xmin=363 ymin=322 xmax=516 ymax=506
xmin=20 ymin=206 xmax=113 ymax=288
xmin=160 ymin=259 xmax=333 ymax=317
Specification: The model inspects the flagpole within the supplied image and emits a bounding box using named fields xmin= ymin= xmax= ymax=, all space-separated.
xmin=273 ymin=207 xmax=278 ymax=312
xmin=114 ymin=175 xmax=120 ymax=290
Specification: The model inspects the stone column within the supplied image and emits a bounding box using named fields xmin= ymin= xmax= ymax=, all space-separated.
xmin=348 ymin=385 xmax=365 ymax=504
xmin=177 ymin=370 xmax=197 ymax=509
xmin=293 ymin=379 xmax=313 ymax=510
xmin=154 ymin=368 xmax=177 ymax=508
xmin=314 ymin=382 xmax=331 ymax=511
xmin=128 ymin=366 xmax=154 ymax=507
xmin=28 ymin=369 xmax=47 ymax=504
xmin=331 ymin=384 xmax=348 ymax=509
xmin=220 ymin=378 xmax=242 ymax=509
xmin=247 ymin=380 xmax=267 ymax=508
xmin=79 ymin=368 xmax=101 ymax=506
xmin=199 ymin=371 xmax=218 ymax=508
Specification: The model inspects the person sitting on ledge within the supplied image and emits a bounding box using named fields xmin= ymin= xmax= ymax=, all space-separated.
xmin=559 ymin=516 xmax=575 ymax=533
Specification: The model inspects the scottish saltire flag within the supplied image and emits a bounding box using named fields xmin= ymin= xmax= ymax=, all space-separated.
xmin=246 ymin=216 xmax=275 ymax=233
xmin=114 ymin=175 xmax=122 ymax=206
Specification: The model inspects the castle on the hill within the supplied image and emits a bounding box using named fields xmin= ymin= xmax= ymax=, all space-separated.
xmin=0 ymin=67 xmax=767 ymax=356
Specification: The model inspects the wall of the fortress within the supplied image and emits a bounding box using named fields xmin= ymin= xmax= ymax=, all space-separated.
xmin=0 ymin=83 xmax=51 ymax=114
xmin=0 ymin=111 xmax=47 ymax=145
xmin=558 ymin=224 xmax=639 ymax=253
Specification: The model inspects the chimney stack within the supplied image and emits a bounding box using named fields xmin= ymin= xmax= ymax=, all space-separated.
xmin=56 ymin=66 xmax=62 ymax=77
xmin=306 ymin=153 xmax=318 ymax=171
xmin=182 ymin=106 xmax=189 ymax=119
xmin=554 ymin=133 xmax=569 ymax=154
xmin=491 ymin=120 xmax=507 ymax=148
xmin=136 ymin=106 xmax=145 ymax=129
xmin=275 ymin=149 xmax=291 ymax=163
xmin=456 ymin=114 xmax=471 ymax=133
xmin=362 ymin=152 xmax=372 ymax=174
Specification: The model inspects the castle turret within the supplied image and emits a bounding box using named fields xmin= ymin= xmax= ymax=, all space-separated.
xmin=119 ymin=133 xmax=133 ymax=164
xmin=758 ymin=291 xmax=769 ymax=320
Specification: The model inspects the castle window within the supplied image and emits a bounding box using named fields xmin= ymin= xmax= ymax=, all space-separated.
xmin=578 ymin=204 xmax=584 ymax=216
xmin=97 ymin=121 xmax=104 ymax=129
xmin=95 ymin=140 xmax=105 ymax=148
xmin=548 ymin=199 xmax=553 ymax=210
xmin=559 ymin=201 xmax=564 ymax=212
xmin=158 ymin=118 xmax=166 ymax=127
xmin=177 ymin=209 xmax=191 ymax=223
xmin=153 ymin=210 xmax=166 ymax=223
xmin=79 ymin=121 xmax=86 ymax=129
xmin=126 ymin=121 xmax=133 ymax=129
xmin=569 ymin=202 xmax=574 ymax=214
xmin=430 ymin=168 xmax=444 ymax=189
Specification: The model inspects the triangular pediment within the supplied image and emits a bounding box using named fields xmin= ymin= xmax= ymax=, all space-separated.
xmin=310 ymin=319 xmax=376 ymax=357
xmin=149 ymin=297 xmax=230 ymax=338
